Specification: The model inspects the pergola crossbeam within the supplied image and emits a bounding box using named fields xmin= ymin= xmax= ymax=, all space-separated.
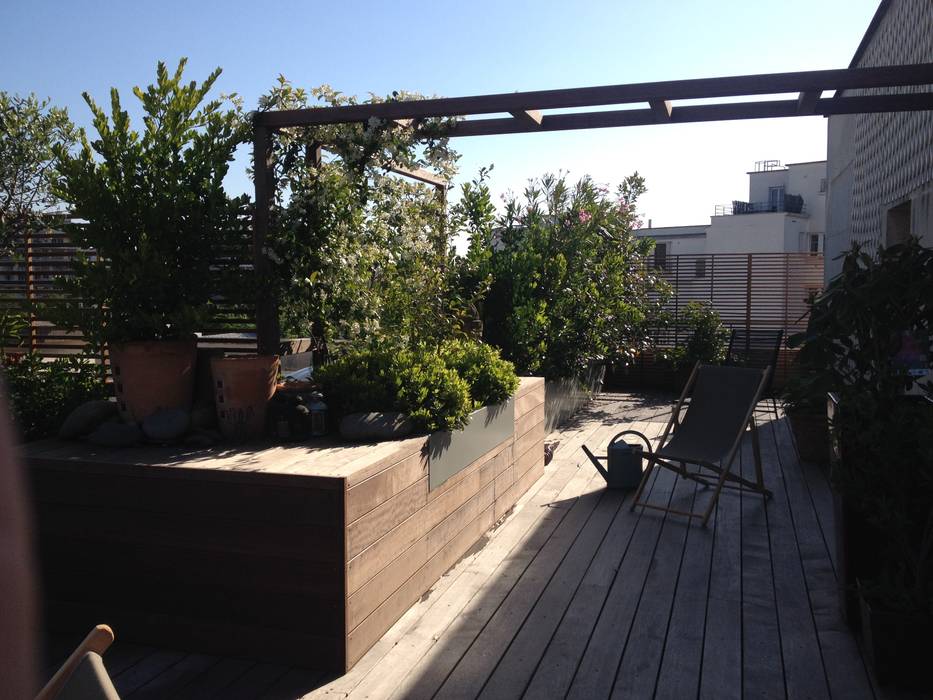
xmin=797 ymin=90 xmax=822 ymax=114
xmin=255 ymin=63 xmax=933 ymax=129
xmin=649 ymin=99 xmax=672 ymax=122
xmin=438 ymin=92 xmax=933 ymax=138
xmin=509 ymin=109 xmax=543 ymax=126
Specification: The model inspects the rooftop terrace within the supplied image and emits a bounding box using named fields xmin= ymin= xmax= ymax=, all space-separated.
xmin=43 ymin=392 xmax=895 ymax=699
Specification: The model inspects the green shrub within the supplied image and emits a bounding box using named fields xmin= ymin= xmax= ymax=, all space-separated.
xmin=659 ymin=301 xmax=729 ymax=369
xmin=316 ymin=342 xmax=472 ymax=433
xmin=2 ymin=353 xmax=107 ymax=441
xmin=390 ymin=346 xmax=471 ymax=432
xmin=440 ymin=338 xmax=519 ymax=408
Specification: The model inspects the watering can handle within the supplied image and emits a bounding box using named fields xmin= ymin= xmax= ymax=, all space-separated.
xmin=609 ymin=430 xmax=653 ymax=454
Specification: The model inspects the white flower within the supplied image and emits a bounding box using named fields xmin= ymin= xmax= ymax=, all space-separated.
xmin=367 ymin=116 xmax=383 ymax=129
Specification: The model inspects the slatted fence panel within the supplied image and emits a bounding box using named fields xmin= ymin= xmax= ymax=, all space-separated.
xmin=0 ymin=229 xmax=257 ymax=362
xmin=611 ymin=252 xmax=824 ymax=390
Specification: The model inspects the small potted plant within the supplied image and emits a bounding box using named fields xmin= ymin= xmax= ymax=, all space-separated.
xmin=53 ymin=59 xmax=248 ymax=423
xmin=780 ymin=369 xmax=831 ymax=465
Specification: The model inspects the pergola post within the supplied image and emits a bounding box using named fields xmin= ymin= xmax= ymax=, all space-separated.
xmin=253 ymin=121 xmax=280 ymax=357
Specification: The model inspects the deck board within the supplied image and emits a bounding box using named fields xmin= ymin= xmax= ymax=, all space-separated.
xmin=44 ymin=392 xmax=885 ymax=699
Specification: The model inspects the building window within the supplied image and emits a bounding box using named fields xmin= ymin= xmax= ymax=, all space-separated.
xmin=819 ymin=178 xmax=827 ymax=193
xmin=654 ymin=243 xmax=667 ymax=269
xmin=885 ymin=200 xmax=911 ymax=246
xmin=768 ymin=186 xmax=785 ymax=211
xmin=809 ymin=234 xmax=820 ymax=253
xmin=695 ymin=258 xmax=706 ymax=277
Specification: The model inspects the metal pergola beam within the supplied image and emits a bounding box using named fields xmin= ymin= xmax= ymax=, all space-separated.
xmin=255 ymin=63 xmax=933 ymax=129
xmin=442 ymin=92 xmax=933 ymax=138
xmin=251 ymin=62 xmax=933 ymax=355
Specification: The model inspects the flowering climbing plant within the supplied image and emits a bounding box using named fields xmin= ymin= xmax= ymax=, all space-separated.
xmin=256 ymin=79 xmax=468 ymax=349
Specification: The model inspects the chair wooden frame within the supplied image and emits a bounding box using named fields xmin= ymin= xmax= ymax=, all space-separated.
xmin=36 ymin=625 xmax=115 ymax=700
xmin=724 ymin=327 xmax=784 ymax=419
xmin=629 ymin=363 xmax=772 ymax=526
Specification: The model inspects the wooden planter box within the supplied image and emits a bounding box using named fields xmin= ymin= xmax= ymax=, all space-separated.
xmin=860 ymin=589 xmax=933 ymax=690
xmin=26 ymin=377 xmax=545 ymax=672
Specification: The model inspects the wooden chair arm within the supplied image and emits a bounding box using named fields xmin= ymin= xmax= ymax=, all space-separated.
xmin=36 ymin=625 xmax=115 ymax=700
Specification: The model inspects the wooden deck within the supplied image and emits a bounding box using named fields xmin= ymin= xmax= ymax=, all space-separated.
xmin=44 ymin=392 xmax=885 ymax=699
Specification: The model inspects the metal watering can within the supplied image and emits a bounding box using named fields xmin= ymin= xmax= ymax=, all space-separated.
xmin=582 ymin=430 xmax=653 ymax=490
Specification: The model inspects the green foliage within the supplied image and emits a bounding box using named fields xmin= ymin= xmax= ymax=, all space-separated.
xmin=455 ymin=172 xmax=670 ymax=378
xmin=658 ymin=301 xmax=729 ymax=370
xmin=315 ymin=341 xmax=472 ymax=432
xmin=257 ymin=80 xmax=468 ymax=349
xmin=2 ymin=353 xmax=107 ymax=441
xmin=440 ymin=338 xmax=519 ymax=408
xmin=52 ymin=59 xmax=249 ymax=347
xmin=0 ymin=92 xmax=78 ymax=254
xmin=789 ymin=239 xmax=933 ymax=614
xmin=391 ymin=345 xmax=472 ymax=432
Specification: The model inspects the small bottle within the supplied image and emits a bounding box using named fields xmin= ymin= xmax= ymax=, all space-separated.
xmin=307 ymin=391 xmax=328 ymax=437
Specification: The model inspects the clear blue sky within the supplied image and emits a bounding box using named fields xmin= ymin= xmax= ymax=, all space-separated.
xmin=2 ymin=0 xmax=880 ymax=230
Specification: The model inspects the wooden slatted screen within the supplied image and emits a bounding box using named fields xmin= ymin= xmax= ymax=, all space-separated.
xmin=611 ymin=252 xmax=824 ymax=390
xmin=0 ymin=230 xmax=258 ymax=361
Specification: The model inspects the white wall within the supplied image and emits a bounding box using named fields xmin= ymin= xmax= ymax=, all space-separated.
xmin=705 ymin=213 xmax=788 ymax=253
xmin=786 ymin=162 xmax=826 ymax=230
xmin=748 ymin=170 xmax=787 ymax=204
xmin=825 ymin=0 xmax=933 ymax=283
xmin=635 ymin=225 xmax=708 ymax=255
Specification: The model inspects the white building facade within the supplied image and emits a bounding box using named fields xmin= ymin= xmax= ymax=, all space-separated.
xmin=825 ymin=0 xmax=933 ymax=282
xmin=637 ymin=160 xmax=827 ymax=261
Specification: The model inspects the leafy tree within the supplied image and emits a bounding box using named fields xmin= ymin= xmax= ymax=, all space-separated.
xmin=459 ymin=172 xmax=670 ymax=378
xmin=0 ymin=92 xmax=78 ymax=254
xmin=52 ymin=59 xmax=249 ymax=348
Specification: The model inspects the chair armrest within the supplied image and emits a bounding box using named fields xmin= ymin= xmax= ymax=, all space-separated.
xmin=36 ymin=625 xmax=114 ymax=700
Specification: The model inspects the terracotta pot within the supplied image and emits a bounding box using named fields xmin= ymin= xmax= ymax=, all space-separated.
xmin=211 ymin=355 xmax=279 ymax=441
xmin=110 ymin=339 xmax=197 ymax=423
xmin=786 ymin=408 xmax=829 ymax=465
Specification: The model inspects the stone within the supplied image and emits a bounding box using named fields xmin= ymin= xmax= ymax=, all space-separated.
xmin=87 ymin=422 xmax=141 ymax=448
xmin=142 ymin=408 xmax=191 ymax=443
xmin=58 ymin=400 xmax=118 ymax=439
xmin=339 ymin=412 xmax=413 ymax=441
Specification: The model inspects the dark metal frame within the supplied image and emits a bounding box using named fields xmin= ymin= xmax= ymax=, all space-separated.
xmin=252 ymin=63 xmax=933 ymax=354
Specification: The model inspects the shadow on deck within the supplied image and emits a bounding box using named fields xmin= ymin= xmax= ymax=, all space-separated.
xmin=43 ymin=393 xmax=887 ymax=699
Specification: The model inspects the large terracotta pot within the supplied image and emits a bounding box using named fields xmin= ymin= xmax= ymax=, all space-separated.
xmin=211 ymin=355 xmax=279 ymax=441
xmin=786 ymin=408 xmax=829 ymax=465
xmin=110 ymin=339 xmax=198 ymax=423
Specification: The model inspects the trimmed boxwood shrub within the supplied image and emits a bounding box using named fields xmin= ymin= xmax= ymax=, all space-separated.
xmin=316 ymin=343 xmax=472 ymax=432
xmin=316 ymin=339 xmax=519 ymax=433
xmin=440 ymin=338 xmax=519 ymax=409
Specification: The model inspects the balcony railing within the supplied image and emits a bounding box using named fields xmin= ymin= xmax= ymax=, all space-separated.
xmin=714 ymin=193 xmax=806 ymax=216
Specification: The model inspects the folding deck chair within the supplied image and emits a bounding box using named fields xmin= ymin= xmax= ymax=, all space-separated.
xmin=37 ymin=625 xmax=120 ymax=700
xmin=724 ymin=327 xmax=784 ymax=419
xmin=588 ymin=363 xmax=772 ymax=526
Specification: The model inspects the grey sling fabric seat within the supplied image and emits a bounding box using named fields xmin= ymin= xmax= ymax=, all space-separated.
xmin=629 ymin=363 xmax=772 ymax=526
xmin=55 ymin=653 xmax=120 ymax=700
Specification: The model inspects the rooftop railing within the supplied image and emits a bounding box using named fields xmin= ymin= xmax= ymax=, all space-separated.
xmin=714 ymin=193 xmax=806 ymax=216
